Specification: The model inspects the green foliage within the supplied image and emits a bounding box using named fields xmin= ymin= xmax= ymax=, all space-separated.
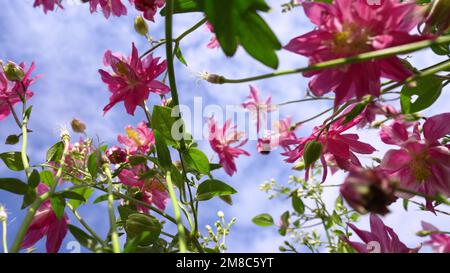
xmin=0 ymin=178 xmax=28 ymax=195
xmin=252 ymin=213 xmax=274 ymax=227
xmin=400 ymin=75 xmax=443 ymax=114
xmin=196 ymin=179 xmax=237 ymax=201
xmin=0 ymin=152 xmax=25 ymax=171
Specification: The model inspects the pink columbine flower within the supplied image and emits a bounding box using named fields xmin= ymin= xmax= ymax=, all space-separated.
xmin=242 ymin=85 xmax=272 ymax=133
xmin=208 ymin=117 xmax=250 ymax=176
xmin=379 ymin=113 xmax=450 ymax=212
xmin=99 ymin=43 xmax=170 ymax=115
xmin=342 ymin=214 xmax=419 ymax=253
xmin=340 ymin=168 xmax=397 ymax=215
xmin=118 ymin=121 xmax=155 ymax=155
xmin=0 ymin=62 xmax=36 ymax=121
xmin=22 ymin=184 xmax=68 ymax=253
xmin=285 ymin=0 xmax=427 ymax=107
xmin=283 ymin=113 xmax=376 ymax=182
xmin=257 ymin=117 xmax=298 ymax=154
xmin=206 ymin=22 xmax=220 ymax=49
xmin=131 ymin=0 xmax=165 ymax=22
xmin=421 ymin=221 xmax=450 ymax=253
xmin=33 ymin=0 xmax=63 ymax=13
xmin=106 ymin=145 xmax=128 ymax=164
xmin=118 ymin=165 xmax=168 ymax=212
xmin=89 ymin=0 xmax=128 ymax=19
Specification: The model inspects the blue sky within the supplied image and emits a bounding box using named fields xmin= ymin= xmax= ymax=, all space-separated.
xmin=0 ymin=0 xmax=449 ymax=253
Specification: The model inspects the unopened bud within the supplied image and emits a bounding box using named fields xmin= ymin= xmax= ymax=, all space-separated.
xmin=3 ymin=62 xmax=24 ymax=82
xmin=303 ymin=140 xmax=322 ymax=169
xmin=416 ymin=230 xmax=433 ymax=237
xmin=70 ymin=118 xmax=87 ymax=134
xmin=125 ymin=213 xmax=161 ymax=235
xmin=217 ymin=211 xmax=224 ymax=218
xmin=200 ymin=72 xmax=225 ymax=84
xmin=134 ymin=16 xmax=149 ymax=36
xmin=0 ymin=206 xmax=7 ymax=222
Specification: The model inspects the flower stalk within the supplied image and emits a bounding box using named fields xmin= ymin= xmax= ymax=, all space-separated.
xmin=102 ymin=163 xmax=121 ymax=253
xmin=166 ymin=171 xmax=187 ymax=253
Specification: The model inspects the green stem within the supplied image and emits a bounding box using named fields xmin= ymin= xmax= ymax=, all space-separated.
xmin=103 ymin=164 xmax=121 ymax=253
xmin=67 ymin=203 xmax=106 ymax=247
xmin=212 ymin=36 xmax=450 ymax=84
xmin=140 ymin=17 xmax=207 ymax=59
xmin=2 ymin=220 xmax=7 ymax=253
xmin=277 ymin=97 xmax=334 ymax=107
xmin=21 ymin=117 xmax=30 ymax=178
xmin=166 ymin=171 xmax=187 ymax=253
xmin=10 ymin=132 xmax=70 ymax=253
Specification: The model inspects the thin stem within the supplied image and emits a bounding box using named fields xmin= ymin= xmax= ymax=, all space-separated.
xmin=277 ymin=97 xmax=334 ymax=107
xmin=10 ymin=133 xmax=71 ymax=253
xmin=66 ymin=203 xmax=106 ymax=247
xmin=2 ymin=220 xmax=7 ymax=253
xmin=166 ymin=171 xmax=187 ymax=253
xmin=212 ymin=36 xmax=450 ymax=84
xmin=295 ymin=107 xmax=334 ymax=126
xmin=6 ymin=100 xmax=22 ymax=129
xmin=396 ymin=187 xmax=450 ymax=206
xmin=140 ymin=17 xmax=207 ymax=59
xmin=21 ymin=116 xmax=30 ymax=177
xmin=103 ymin=164 xmax=121 ymax=253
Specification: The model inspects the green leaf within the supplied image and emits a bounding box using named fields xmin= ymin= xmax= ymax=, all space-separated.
xmin=0 ymin=178 xmax=28 ymax=195
xmin=151 ymin=106 xmax=178 ymax=144
xmin=21 ymin=189 xmax=37 ymax=209
xmin=87 ymin=152 xmax=98 ymax=179
xmin=51 ymin=195 xmax=66 ymax=220
xmin=68 ymin=187 xmax=94 ymax=210
xmin=203 ymin=0 xmax=281 ymax=68
xmin=170 ymin=165 xmax=184 ymax=190
xmin=175 ymin=45 xmax=188 ymax=66
xmin=40 ymin=170 xmax=55 ymax=187
xmin=93 ymin=193 xmax=119 ymax=204
xmin=60 ymin=191 xmax=87 ymax=201
xmin=67 ymin=224 xmax=101 ymax=251
xmin=292 ymin=194 xmax=305 ymax=215
xmin=46 ymin=141 xmax=64 ymax=162
xmin=28 ymin=169 xmax=40 ymax=188
xmin=196 ymin=179 xmax=237 ymax=201
xmin=154 ymin=130 xmax=172 ymax=169
xmin=182 ymin=147 xmax=210 ymax=174
xmin=5 ymin=134 xmax=20 ymax=145
xmin=431 ymin=43 xmax=450 ymax=56
xmin=400 ymin=76 xmax=443 ymax=114
xmin=0 ymin=152 xmax=24 ymax=171
xmin=128 ymin=155 xmax=147 ymax=166
xmin=252 ymin=213 xmax=274 ymax=227
xmin=332 ymin=210 xmax=343 ymax=227
xmin=403 ymin=199 xmax=409 ymax=211
xmin=160 ymin=0 xmax=202 ymax=14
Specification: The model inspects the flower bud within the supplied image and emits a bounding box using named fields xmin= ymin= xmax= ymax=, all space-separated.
xmin=217 ymin=211 xmax=224 ymax=218
xmin=200 ymin=72 xmax=225 ymax=84
xmin=303 ymin=140 xmax=322 ymax=168
xmin=424 ymin=0 xmax=450 ymax=34
xmin=106 ymin=146 xmax=128 ymax=164
xmin=134 ymin=16 xmax=149 ymax=36
xmin=340 ymin=168 xmax=397 ymax=215
xmin=0 ymin=205 xmax=7 ymax=222
xmin=3 ymin=62 xmax=24 ymax=82
xmin=70 ymin=118 xmax=87 ymax=134
xmin=416 ymin=230 xmax=433 ymax=237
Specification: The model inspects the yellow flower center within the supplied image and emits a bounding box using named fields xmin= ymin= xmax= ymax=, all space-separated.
xmin=126 ymin=128 xmax=143 ymax=146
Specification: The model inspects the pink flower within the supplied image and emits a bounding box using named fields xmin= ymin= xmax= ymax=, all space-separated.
xmin=358 ymin=102 xmax=399 ymax=128
xmin=89 ymin=0 xmax=128 ymax=19
xmin=208 ymin=117 xmax=250 ymax=176
xmin=285 ymin=0 xmax=426 ymax=107
xmin=131 ymin=0 xmax=165 ymax=22
xmin=340 ymin=168 xmax=397 ymax=215
xmin=342 ymin=214 xmax=419 ymax=253
xmin=257 ymin=117 xmax=298 ymax=154
xmin=22 ymin=184 xmax=68 ymax=253
xmin=99 ymin=43 xmax=170 ymax=115
xmin=206 ymin=22 xmax=220 ymax=49
xmin=0 ymin=62 xmax=36 ymax=121
xmin=106 ymin=145 xmax=128 ymax=164
xmin=118 ymin=165 xmax=168 ymax=212
xmin=379 ymin=113 xmax=450 ymax=211
xmin=242 ymin=85 xmax=272 ymax=133
xmin=421 ymin=221 xmax=450 ymax=253
xmin=283 ymin=113 xmax=376 ymax=182
xmin=118 ymin=121 xmax=155 ymax=155
xmin=33 ymin=0 xmax=63 ymax=13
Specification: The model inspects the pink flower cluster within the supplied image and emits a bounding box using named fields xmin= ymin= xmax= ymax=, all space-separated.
xmin=107 ymin=121 xmax=169 ymax=212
